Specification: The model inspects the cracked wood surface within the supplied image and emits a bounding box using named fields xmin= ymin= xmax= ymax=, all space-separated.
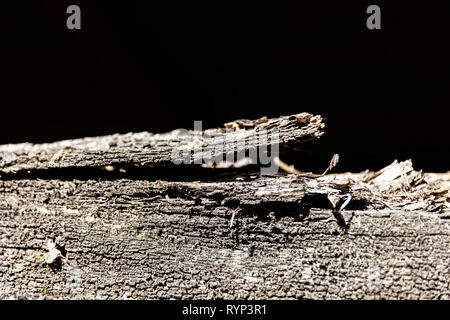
xmin=0 ymin=113 xmax=324 ymax=174
xmin=0 ymin=175 xmax=449 ymax=299
xmin=0 ymin=112 xmax=448 ymax=300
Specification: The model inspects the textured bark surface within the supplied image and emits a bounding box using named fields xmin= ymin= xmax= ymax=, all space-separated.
xmin=1 ymin=175 xmax=449 ymax=299
xmin=0 ymin=113 xmax=449 ymax=300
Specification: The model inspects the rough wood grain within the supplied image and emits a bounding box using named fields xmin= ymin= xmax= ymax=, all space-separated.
xmin=0 ymin=112 xmax=448 ymax=300
xmin=0 ymin=174 xmax=449 ymax=299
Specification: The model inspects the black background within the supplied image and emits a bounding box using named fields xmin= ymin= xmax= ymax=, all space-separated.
xmin=0 ymin=1 xmax=448 ymax=172
xmin=1 ymin=300 xmax=443 ymax=319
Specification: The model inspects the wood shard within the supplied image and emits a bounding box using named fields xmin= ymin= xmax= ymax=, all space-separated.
xmin=0 ymin=112 xmax=324 ymax=174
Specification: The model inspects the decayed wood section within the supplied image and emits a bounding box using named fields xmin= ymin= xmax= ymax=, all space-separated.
xmin=0 ymin=113 xmax=449 ymax=300
xmin=0 ymin=113 xmax=323 ymax=174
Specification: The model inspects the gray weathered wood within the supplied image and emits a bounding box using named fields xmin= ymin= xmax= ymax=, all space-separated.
xmin=0 ymin=113 xmax=448 ymax=300
xmin=0 ymin=175 xmax=449 ymax=299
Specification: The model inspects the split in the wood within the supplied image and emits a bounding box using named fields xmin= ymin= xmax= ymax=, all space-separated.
xmin=272 ymin=154 xmax=449 ymax=216
xmin=0 ymin=113 xmax=447 ymax=215
xmin=0 ymin=112 xmax=449 ymax=300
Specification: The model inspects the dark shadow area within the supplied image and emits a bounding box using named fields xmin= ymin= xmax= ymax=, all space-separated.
xmin=0 ymin=164 xmax=265 ymax=182
xmin=0 ymin=1 xmax=448 ymax=172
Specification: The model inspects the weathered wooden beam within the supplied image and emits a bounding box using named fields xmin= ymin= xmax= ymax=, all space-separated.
xmin=0 ymin=174 xmax=448 ymax=299
xmin=0 ymin=113 xmax=448 ymax=300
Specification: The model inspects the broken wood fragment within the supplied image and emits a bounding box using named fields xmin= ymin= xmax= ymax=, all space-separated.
xmin=0 ymin=113 xmax=324 ymax=175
